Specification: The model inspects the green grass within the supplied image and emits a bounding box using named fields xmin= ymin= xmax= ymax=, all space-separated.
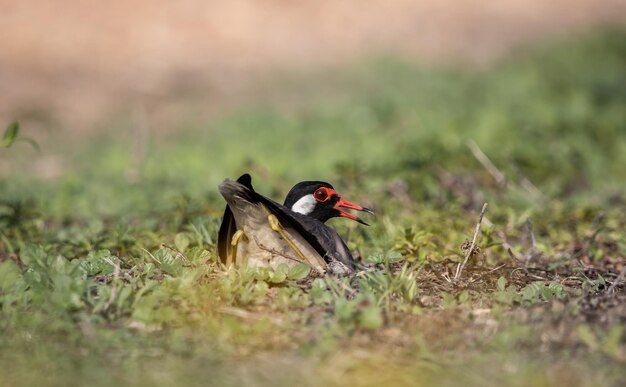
xmin=1 ymin=28 xmax=625 ymax=386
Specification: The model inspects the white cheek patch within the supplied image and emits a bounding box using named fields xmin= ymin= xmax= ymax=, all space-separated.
xmin=291 ymin=194 xmax=317 ymax=215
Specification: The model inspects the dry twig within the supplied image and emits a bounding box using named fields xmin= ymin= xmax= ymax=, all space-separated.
xmin=468 ymin=263 xmax=507 ymax=284
xmin=454 ymin=203 xmax=488 ymax=282
xmin=141 ymin=248 xmax=161 ymax=264
xmin=468 ymin=139 xmax=547 ymax=202
xmin=467 ymin=140 xmax=506 ymax=187
xmin=495 ymin=229 xmax=523 ymax=264
xmin=253 ymin=235 xmax=302 ymax=264
xmin=606 ymin=265 xmax=626 ymax=295
xmin=525 ymin=218 xmax=537 ymax=268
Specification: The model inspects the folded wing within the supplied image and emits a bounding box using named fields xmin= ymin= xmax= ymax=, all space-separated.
xmin=216 ymin=173 xmax=355 ymax=273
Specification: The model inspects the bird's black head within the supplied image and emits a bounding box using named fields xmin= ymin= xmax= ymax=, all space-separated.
xmin=284 ymin=181 xmax=374 ymax=225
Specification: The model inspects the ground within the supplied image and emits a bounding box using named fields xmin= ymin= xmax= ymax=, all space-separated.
xmin=1 ymin=13 xmax=626 ymax=387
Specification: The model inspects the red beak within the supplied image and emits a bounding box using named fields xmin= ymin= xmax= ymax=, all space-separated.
xmin=334 ymin=197 xmax=375 ymax=226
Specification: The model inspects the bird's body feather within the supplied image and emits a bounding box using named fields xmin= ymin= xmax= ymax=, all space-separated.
xmin=217 ymin=174 xmax=355 ymax=274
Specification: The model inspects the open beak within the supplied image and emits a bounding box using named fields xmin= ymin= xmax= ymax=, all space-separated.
xmin=334 ymin=197 xmax=375 ymax=226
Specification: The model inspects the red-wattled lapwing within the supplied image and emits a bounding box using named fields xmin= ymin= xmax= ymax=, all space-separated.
xmin=217 ymin=174 xmax=374 ymax=275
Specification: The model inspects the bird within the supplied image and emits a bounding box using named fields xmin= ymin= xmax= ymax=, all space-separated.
xmin=216 ymin=173 xmax=374 ymax=275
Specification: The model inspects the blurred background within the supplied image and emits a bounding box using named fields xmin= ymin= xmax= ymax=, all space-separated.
xmin=1 ymin=0 xmax=625 ymax=215
xmin=3 ymin=0 xmax=625 ymax=129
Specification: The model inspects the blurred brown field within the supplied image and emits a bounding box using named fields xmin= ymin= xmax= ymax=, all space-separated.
xmin=2 ymin=0 xmax=625 ymax=132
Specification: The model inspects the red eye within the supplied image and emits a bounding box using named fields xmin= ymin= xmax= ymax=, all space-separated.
xmin=314 ymin=188 xmax=329 ymax=202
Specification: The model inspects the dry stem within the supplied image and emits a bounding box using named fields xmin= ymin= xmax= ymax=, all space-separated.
xmin=525 ymin=218 xmax=537 ymax=268
xmin=454 ymin=203 xmax=488 ymax=282
xmin=467 ymin=140 xmax=506 ymax=187
xmin=606 ymin=265 xmax=626 ymax=295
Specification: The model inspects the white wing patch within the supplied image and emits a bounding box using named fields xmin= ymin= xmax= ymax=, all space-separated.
xmin=291 ymin=194 xmax=316 ymax=215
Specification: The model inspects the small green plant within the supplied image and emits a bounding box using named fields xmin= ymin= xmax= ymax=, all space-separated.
xmin=393 ymin=228 xmax=437 ymax=261
xmin=359 ymin=260 xmax=421 ymax=311
xmin=334 ymin=293 xmax=384 ymax=330
xmin=520 ymin=281 xmax=567 ymax=302
xmin=366 ymin=250 xmax=403 ymax=265
xmin=2 ymin=121 xmax=39 ymax=151
xmin=2 ymin=121 xmax=19 ymax=148
xmin=492 ymin=277 xmax=569 ymax=305
xmin=577 ymin=324 xmax=625 ymax=361
xmin=493 ymin=276 xmax=520 ymax=305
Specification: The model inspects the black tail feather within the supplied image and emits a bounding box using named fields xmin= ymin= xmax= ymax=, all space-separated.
xmin=217 ymin=173 xmax=254 ymax=264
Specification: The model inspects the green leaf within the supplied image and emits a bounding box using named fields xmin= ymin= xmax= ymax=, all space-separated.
xmin=253 ymin=281 xmax=269 ymax=298
xmin=175 ymin=233 xmax=190 ymax=253
xmin=496 ymin=276 xmax=507 ymax=292
xmin=359 ymin=304 xmax=384 ymax=330
xmin=253 ymin=267 xmax=270 ymax=281
xmin=310 ymin=278 xmax=332 ymax=305
xmin=80 ymin=249 xmax=117 ymax=276
xmin=187 ymin=247 xmax=212 ymax=263
xmin=19 ymin=243 xmax=48 ymax=267
xmin=0 ymin=260 xmax=22 ymax=291
xmin=441 ymin=292 xmax=456 ymax=307
xmin=3 ymin=121 xmax=19 ymax=147
xmin=269 ymin=264 xmax=289 ymax=283
xmin=386 ymin=251 xmax=403 ymax=263
xmin=287 ymin=263 xmax=311 ymax=280
xmin=577 ymin=324 xmax=599 ymax=351
xmin=458 ymin=290 xmax=470 ymax=304
xmin=601 ymin=324 xmax=624 ymax=358
xmin=521 ymin=283 xmax=540 ymax=302
xmin=335 ymin=299 xmax=356 ymax=325
xmin=156 ymin=248 xmax=183 ymax=276
xmin=366 ymin=252 xmax=384 ymax=264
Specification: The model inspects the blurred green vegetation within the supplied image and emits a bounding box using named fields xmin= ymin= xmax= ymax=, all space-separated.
xmin=2 ymin=29 xmax=625 ymax=216
xmin=1 ymin=28 xmax=625 ymax=386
